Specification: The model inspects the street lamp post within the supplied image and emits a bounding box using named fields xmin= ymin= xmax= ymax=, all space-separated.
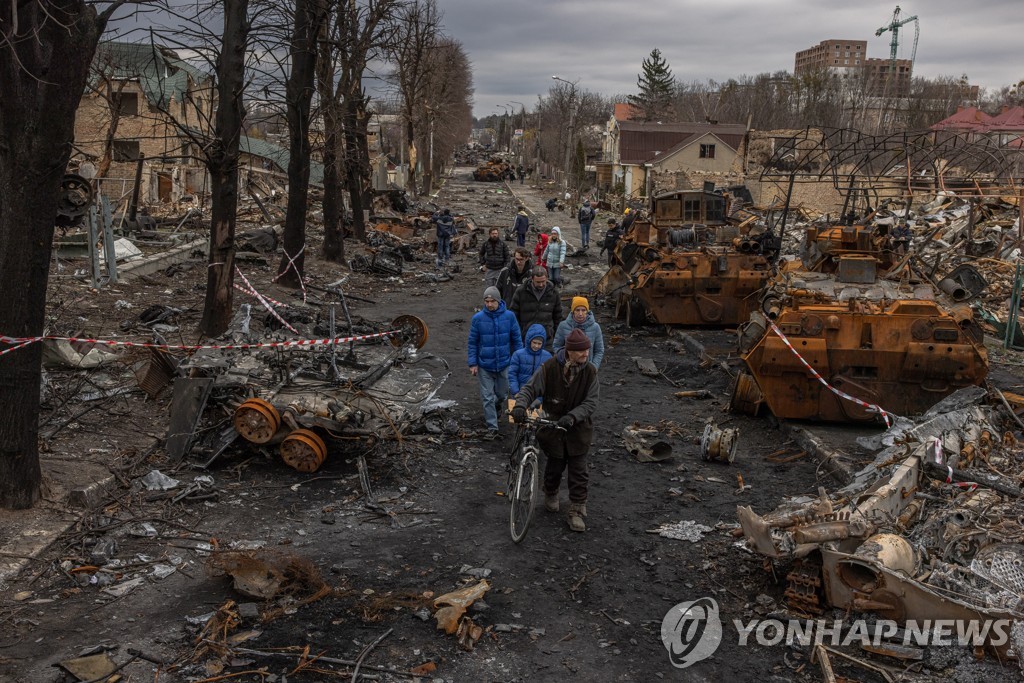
xmin=509 ymin=100 xmax=525 ymax=166
xmin=552 ymin=75 xmax=578 ymax=194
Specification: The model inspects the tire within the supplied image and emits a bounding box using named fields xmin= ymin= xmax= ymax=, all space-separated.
xmin=509 ymin=449 xmax=538 ymax=543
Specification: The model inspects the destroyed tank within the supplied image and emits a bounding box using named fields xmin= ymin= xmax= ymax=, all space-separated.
xmin=600 ymin=188 xmax=777 ymax=326
xmin=472 ymin=157 xmax=513 ymax=182
xmin=730 ymin=221 xmax=989 ymax=422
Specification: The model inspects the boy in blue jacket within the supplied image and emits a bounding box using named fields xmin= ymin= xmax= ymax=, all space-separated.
xmin=509 ymin=323 xmax=553 ymax=400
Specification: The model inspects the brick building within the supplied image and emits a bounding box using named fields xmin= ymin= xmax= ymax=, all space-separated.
xmin=794 ymin=39 xmax=912 ymax=97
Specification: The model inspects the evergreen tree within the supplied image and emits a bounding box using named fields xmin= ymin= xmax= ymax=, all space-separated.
xmin=628 ymin=48 xmax=676 ymax=121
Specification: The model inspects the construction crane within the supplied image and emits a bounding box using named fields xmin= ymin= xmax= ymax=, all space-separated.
xmin=875 ymin=5 xmax=920 ymax=75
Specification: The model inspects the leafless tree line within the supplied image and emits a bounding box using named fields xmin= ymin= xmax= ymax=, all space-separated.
xmin=0 ymin=0 xmax=472 ymax=508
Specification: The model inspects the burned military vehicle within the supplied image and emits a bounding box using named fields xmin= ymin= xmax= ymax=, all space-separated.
xmin=730 ymin=219 xmax=989 ymax=422
xmin=599 ymin=187 xmax=777 ymax=327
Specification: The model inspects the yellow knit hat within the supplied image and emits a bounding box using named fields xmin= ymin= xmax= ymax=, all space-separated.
xmin=571 ymin=296 xmax=590 ymax=312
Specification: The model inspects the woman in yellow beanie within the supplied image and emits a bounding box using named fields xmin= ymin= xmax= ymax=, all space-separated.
xmin=552 ymin=296 xmax=605 ymax=367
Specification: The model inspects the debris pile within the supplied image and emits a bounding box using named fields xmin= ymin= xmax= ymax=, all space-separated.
xmin=735 ymin=386 xmax=1024 ymax=664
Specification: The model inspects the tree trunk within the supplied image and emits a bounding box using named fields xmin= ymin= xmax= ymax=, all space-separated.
xmin=343 ymin=96 xmax=368 ymax=241
xmin=405 ymin=117 xmax=418 ymax=195
xmin=321 ymin=124 xmax=346 ymax=262
xmin=316 ymin=40 xmax=345 ymax=263
xmin=278 ymin=0 xmax=326 ymax=286
xmin=0 ymin=1 xmax=104 ymax=508
xmin=200 ymin=0 xmax=249 ymax=337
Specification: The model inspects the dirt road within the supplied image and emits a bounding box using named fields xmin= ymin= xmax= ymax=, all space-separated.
xmin=1 ymin=169 xmax=1017 ymax=682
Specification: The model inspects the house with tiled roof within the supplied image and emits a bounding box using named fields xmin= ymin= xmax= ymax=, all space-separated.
xmin=73 ymin=41 xmax=216 ymax=204
xmin=985 ymin=105 xmax=1024 ymax=147
xmin=929 ymin=106 xmax=994 ymax=133
xmin=598 ymin=116 xmax=747 ymax=198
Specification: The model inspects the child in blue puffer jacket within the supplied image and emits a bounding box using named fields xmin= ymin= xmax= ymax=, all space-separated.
xmin=509 ymin=323 xmax=553 ymax=399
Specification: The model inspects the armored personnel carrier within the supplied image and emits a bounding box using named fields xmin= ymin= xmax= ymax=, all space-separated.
xmin=601 ymin=187 xmax=777 ymax=326
xmin=730 ymin=220 xmax=988 ymax=422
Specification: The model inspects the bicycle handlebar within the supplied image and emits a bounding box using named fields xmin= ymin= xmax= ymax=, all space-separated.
xmin=519 ymin=415 xmax=566 ymax=431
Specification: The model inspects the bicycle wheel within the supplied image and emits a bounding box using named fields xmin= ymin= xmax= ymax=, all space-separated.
xmin=509 ymin=448 xmax=538 ymax=543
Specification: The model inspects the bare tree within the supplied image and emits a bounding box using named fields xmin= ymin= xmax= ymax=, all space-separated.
xmin=317 ymin=0 xmax=399 ymax=256
xmin=277 ymin=0 xmax=329 ymax=287
xmin=387 ymin=0 xmax=440 ymax=195
xmin=419 ymin=38 xmax=473 ymax=186
xmin=200 ymin=0 xmax=251 ymax=335
xmin=0 ymin=0 xmax=137 ymax=509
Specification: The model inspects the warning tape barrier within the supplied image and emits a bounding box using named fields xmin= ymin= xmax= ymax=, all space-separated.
xmin=768 ymin=321 xmax=896 ymax=428
xmin=0 ymin=330 xmax=401 ymax=357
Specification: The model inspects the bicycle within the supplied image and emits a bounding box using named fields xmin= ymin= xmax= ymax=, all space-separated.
xmin=506 ymin=414 xmax=563 ymax=543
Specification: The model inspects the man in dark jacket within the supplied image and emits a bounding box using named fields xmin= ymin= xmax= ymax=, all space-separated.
xmin=479 ymin=228 xmax=510 ymax=287
xmin=512 ymin=328 xmax=598 ymax=532
xmin=496 ymin=248 xmax=532 ymax=305
xmin=512 ymin=206 xmax=530 ymax=247
xmin=468 ymin=286 xmax=523 ymax=438
xmin=510 ymin=266 xmax=563 ymax=342
xmin=433 ymin=209 xmax=457 ymax=268
xmin=600 ymin=217 xmax=623 ymax=267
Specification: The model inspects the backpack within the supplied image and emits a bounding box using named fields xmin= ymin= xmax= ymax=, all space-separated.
xmin=578 ymin=205 xmax=594 ymax=223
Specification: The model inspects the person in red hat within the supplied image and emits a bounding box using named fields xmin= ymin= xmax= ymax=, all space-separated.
xmin=512 ymin=327 xmax=599 ymax=532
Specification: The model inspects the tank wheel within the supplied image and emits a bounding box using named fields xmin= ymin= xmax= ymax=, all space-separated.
xmin=390 ymin=315 xmax=429 ymax=349
xmin=280 ymin=429 xmax=328 ymax=473
xmin=233 ymin=398 xmax=281 ymax=444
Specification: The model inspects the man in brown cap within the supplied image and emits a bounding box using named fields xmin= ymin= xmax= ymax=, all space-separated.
xmin=512 ymin=328 xmax=599 ymax=532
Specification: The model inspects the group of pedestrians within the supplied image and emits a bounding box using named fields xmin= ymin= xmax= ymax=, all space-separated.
xmin=466 ymin=204 xmax=607 ymax=532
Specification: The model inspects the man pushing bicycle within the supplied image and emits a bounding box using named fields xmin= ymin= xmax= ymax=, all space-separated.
xmin=512 ymin=328 xmax=599 ymax=532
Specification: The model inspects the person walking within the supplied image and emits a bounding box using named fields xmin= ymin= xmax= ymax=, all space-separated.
xmin=553 ymin=296 xmax=605 ymax=368
xmin=542 ymin=227 xmax=567 ymax=286
xmin=433 ymin=208 xmax=457 ymax=268
xmin=496 ymin=247 xmax=532 ymax=305
xmin=600 ymin=217 xmax=623 ymax=267
xmin=510 ymin=266 xmax=562 ymax=342
xmin=509 ymin=323 xmax=553 ymax=398
xmin=533 ymin=231 xmax=549 ymax=267
xmin=621 ymin=207 xmax=636 ymax=233
xmin=479 ymin=227 xmax=510 ymax=287
xmin=577 ymin=200 xmax=596 ymax=250
xmin=512 ymin=206 xmax=530 ymax=248
xmin=512 ymin=328 xmax=599 ymax=532
xmin=468 ymin=286 xmax=523 ymax=439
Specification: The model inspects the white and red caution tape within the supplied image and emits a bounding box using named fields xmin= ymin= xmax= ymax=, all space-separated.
xmin=234 ymin=266 xmax=299 ymax=334
xmin=234 ymin=282 xmax=290 ymax=309
xmin=768 ymin=321 xmax=896 ymax=427
xmin=0 ymin=330 xmax=401 ymax=357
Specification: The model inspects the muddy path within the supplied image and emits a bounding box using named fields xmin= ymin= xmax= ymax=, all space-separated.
xmin=2 ymin=170 xmax=1019 ymax=683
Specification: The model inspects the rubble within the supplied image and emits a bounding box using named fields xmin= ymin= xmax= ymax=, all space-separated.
xmin=735 ymin=386 xmax=1024 ymax=660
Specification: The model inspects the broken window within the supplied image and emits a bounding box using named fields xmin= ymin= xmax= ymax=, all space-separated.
xmin=683 ymin=199 xmax=701 ymax=221
xmin=706 ymin=197 xmax=725 ymax=222
xmin=113 ymin=92 xmax=139 ymax=117
xmin=699 ymin=144 xmax=716 ymax=159
xmin=112 ymin=140 xmax=141 ymax=161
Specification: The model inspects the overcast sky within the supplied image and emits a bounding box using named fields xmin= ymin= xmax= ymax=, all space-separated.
xmin=438 ymin=0 xmax=1023 ymax=119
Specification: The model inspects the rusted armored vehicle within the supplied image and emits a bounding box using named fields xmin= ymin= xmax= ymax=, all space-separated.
xmin=472 ymin=157 xmax=513 ymax=182
xmin=601 ymin=188 xmax=777 ymax=326
xmin=730 ymin=220 xmax=989 ymax=423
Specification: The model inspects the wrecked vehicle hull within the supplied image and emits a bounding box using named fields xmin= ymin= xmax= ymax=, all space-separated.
xmin=732 ymin=297 xmax=988 ymax=421
xmin=731 ymin=219 xmax=989 ymax=423
xmin=602 ymin=188 xmax=775 ymax=327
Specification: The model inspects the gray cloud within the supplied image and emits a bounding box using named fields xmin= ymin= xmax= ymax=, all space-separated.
xmin=438 ymin=0 xmax=1023 ymax=117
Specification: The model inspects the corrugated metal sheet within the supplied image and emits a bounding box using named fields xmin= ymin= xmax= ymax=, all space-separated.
xmin=92 ymin=41 xmax=209 ymax=109
xmin=241 ymin=136 xmax=325 ymax=188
